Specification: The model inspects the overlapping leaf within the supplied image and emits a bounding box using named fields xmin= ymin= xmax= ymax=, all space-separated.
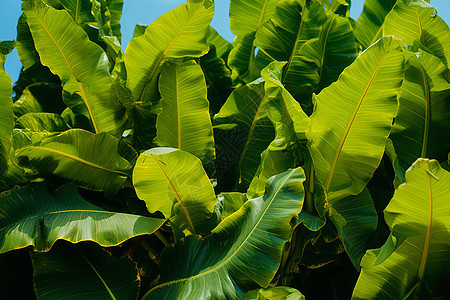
xmin=391 ymin=50 xmax=450 ymax=173
xmin=0 ymin=41 xmax=15 ymax=175
xmin=306 ymin=37 xmax=404 ymax=266
xmin=352 ymin=159 xmax=450 ymax=299
xmin=16 ymin=129 xmax=136 ymax=193
xmin=0 ymin=183 xmax=165 ymax=253
xmin=155 ymin=60 xmax=215 ymax=163
xmin=144 ymin=168 xmax=305 ymax=299
xmin=124 ymin=0 xmax=214 ymax=103
xmin=354 ymin=0 xmax=396 ymax=49
xmin=133 ymin=147 xmax=217 ymax=239
xmin=384 ymin=0 xmax=450 ymax=67
xmin=214 ymin=78 xmax=274 ymax=190
xmin=22 ymin=0 xmax=127 ymax=137
xmin=32 ymin=241 xmax=139 ymax=300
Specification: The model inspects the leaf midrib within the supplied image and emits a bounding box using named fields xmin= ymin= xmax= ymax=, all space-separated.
xmin=138 ymin=7 xmax=194 ymax=102
xmin=418 ymin=64 xmax=430 ymax=157
xmin=150 ymin=154 xmax=195 ymax=233
xmin=147 ymin=169 xmax=296 ymax=294
xmin=22 ymin=146 xmax=129 ymax=176
xmin=35 ymin=10 xmax=99 ymax=133
xmin=324 ymin=48 xmax=388 ymax=192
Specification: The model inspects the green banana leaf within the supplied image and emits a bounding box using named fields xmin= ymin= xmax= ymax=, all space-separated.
xmin=241 ymin=286 xmax=305 ymax=300
xmin=16 ymin=129 xmax=136 ymax=193
xmin=59 ymin=0 xmax=94 ymax=27
xmin=248 ymin=61 xmax=310 ymax=197
xmin=228 ymin=0 xmax=281 ymax=83
xmin=384 ymin=0 xmax=450 ymax=67
xmin=217 ymin=192 xmax=248 ymax=220
xmin=214 ymin=78 xmax=275 ymax=190
xmin=206 ymin=26 xmax=232 ymax=59
xmin=16 ymin=14 xmax=40 ymax=70
xmin=155 ymin=60 xmax=215 ymax=163
xmin=354 ymin=0 xmax=396 ymax=49
xmin=230 ymin=0 xmax=281 ymax=36
xmin=124 ymin=0 xmax=213 ymax=103
xmin=32 ymin=240 xmax=139 ymax=300
xmin=352 ymin=159 xmax=450 ymax=299
xmin=22 ymin=0 xmax=127 ymax=137
xmin=391 ymin=50 xmax=450 ymax=172
xmin=228 ymin=32 xmax=260 ymax=83
xmin=133 ymin=147 xmax=217 ymax=239
xmin=13 ymin=83 xmax=65 ymax=118
xmin=199 ymin=43 xmax=232 ymax=114
xmin=0 ymin=183 xmax=165 ymax=253
xmin=143 ymin=168 xmax=305 ymax=299
xmin=307 ymin=36 xmax=403 ymax=202
xmin=16 ymin=113 xmax=69 ymax=132
xmin=256 ymin=2 xmax=356 ymax=108
xmin=307 ymin=36 xmax=404 ymax=266
xmin=0 ymin=41 xmax=15 ymax=175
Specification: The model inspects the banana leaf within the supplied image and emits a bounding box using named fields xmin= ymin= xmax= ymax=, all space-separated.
xmin=32 ymin=240 xmax=139 ymax=300
xmin=155 ymin=60 xmax=215 ymax=164
xmin=352 ymin=159 xmax=450 ymax=299
xmin=16 ymin=129 xmax=136 ymax=193
xmin=22 ymin=0 xmax=127 ymax=137
xmin=133 ymin=147 xmax=217 ymax=239
xmin=391 ymin=50 xmax=450 ymax=173
xmin=307 ymin=36 xmax=404 ymax=266
xmin=124 ymin=0 xmax=214 ymax=103
xmin=384 ymin=0 xmax=450 ymax=67
xmin=16 ymin=113 xmax=69 ymax=132
xmin=0 ymin=41 xmax=15 ymax=175
xmin=354 ymin=0 xmax=396 ymax=49
xmin=248 ymin=61 xmax=310 ymax=197
xmin=0 ymin=183 xmax=165 ymax=253
xmin=228 ymin=0 xmax=281 ymax=83
xmin=241 ymin=286 xmax=305 ymax=300
xmin=143 ymin=168 xmax=305 ymax=299
xmin=214 ymin=78 xmax=274 ymax=190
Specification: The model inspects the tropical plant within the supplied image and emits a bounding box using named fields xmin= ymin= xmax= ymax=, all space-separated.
xmin=0 ymin=0 xmax=449 ymax=299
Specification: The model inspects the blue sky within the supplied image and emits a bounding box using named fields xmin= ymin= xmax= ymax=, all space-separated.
xmin=0 ymin=0 xmax=449 ymax=83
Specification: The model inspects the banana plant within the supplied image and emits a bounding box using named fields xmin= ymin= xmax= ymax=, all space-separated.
xmin=0 ymin=0 xmax=448 ymax=299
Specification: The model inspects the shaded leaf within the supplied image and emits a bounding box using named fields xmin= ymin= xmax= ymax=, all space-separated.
xmin=0 ymin=183 xmax=165 ymax=253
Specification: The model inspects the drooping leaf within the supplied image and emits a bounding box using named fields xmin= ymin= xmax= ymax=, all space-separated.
xmin=0 ymin=183 xmax=165 ymax=253
xmin=155 ymin=60 xmax=215 ymax=163
xmin=206 ymin=26 xmax=232 ymax=60
xmin=241 ymin=286 xmax=305 ymax=300
xmin=124 ymin=0 xmax=214 ymax=103
xmin=144 ymin=168 xmax=305 ymax=299
xmin=32 ymin=240 xmax=139 ymax=300
xmin=0 ymin=41 xmax=15 ymax=176
xmin=16 ymin=129 xmax=136 ymax=193
xmin=133 ymin=147 xmax=217 ymax=239
xmin=228 ymin=31 xmax=259 ymax=83
xmin=391 ymin=50 xmax=450 ymax=172
xmin=22 ymin=0 xmax=127 ymax=137
xmin=354 ymin=0 xmax=396 ymax=49
xmin=384 ymin=0 xmax=450 ymax=67
xmin=214 ymin=78 xmax=275 ymax=190
xmin=352 ymin=159 xmax=450 ymax=299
